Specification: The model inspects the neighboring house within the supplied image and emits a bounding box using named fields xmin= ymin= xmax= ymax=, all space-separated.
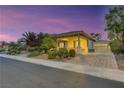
xmin=54 ymin=31 xmax=95 ymax=54
xmin=94 ymin=40 xmax=111 ymax=53
xmin=0 ymin=41 xmax=8 ymax=48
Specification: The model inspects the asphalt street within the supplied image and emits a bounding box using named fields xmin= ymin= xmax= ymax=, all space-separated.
xmin=0 ymin=57 xmax=124 ymax=88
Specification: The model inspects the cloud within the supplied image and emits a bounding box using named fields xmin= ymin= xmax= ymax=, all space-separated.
xmin=0 ymin=34 xmax=16 ymax=42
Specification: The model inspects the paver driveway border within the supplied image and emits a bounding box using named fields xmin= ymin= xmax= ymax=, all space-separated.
xmin=0 ymin=54 xmax=124 ymax=83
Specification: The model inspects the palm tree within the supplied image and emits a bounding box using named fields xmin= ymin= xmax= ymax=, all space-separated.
xmin=22 ymin=32 xmax=38 ymax=47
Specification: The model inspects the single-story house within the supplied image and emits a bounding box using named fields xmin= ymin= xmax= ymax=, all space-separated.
xmin=53 ymin=31 xmax=95 ymax=54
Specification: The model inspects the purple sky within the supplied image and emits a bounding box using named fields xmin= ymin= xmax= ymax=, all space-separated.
xmin=0 ymin=5 xmax=114 ymax=42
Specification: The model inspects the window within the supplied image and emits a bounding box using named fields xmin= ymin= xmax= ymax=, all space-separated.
xmin=59 ymin=41 xmax=67 ymax=48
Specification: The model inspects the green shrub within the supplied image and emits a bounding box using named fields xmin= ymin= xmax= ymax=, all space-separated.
xmin=7 ymin=43 xmax=21 ymax=55
xmin=48 ymin=50 xmax=57 ymax=59
xmin=69 ymin=49 xmax=76 ymax=57
xmin=7 ymin=48 xmax=21 ymax=55
xmin=27 ymin=51 xmax=40 ymax=57
xmin=110 ymin=39 xmax=124 ymax=54
xmin=57 ymin=48 xmax=69 ymax=58
xmin=117 ymin=47 xmax=124 ymax=54
xmin=0 ymin=48 xmax=5 ymax=52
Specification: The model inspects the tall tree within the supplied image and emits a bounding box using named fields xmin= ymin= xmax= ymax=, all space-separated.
xmin=40 ymin=35 xmax=56 ymax=53
xmin=105 ymin=6 xmax=124 ymax=48
xmin=90 ymin=33 xmax=101 ymax=41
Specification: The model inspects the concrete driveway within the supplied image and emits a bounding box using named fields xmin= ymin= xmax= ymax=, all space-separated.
xmin=0 ymin=57 xmax=124 ymax=88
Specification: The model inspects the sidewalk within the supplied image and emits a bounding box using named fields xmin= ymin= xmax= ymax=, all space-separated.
xmin=0 ymin=54 xmax=124 ymax=83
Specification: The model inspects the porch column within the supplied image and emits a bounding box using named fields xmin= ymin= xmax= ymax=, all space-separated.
xmin=56 ymin=39 xmax=59 ymax=50
xmin=77 ymin=32 xmax=81 ymax=54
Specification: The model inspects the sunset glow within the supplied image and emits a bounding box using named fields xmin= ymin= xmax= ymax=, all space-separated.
xmin=0 ymin=5 xmax=113 ymax=42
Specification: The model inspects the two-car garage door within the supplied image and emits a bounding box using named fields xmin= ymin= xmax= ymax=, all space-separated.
xmin=94 ymin=42 xmax=111 ymax=53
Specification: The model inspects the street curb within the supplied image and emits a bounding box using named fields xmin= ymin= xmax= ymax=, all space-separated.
xmin=0 ymin=54 xmax=124 ymax=83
